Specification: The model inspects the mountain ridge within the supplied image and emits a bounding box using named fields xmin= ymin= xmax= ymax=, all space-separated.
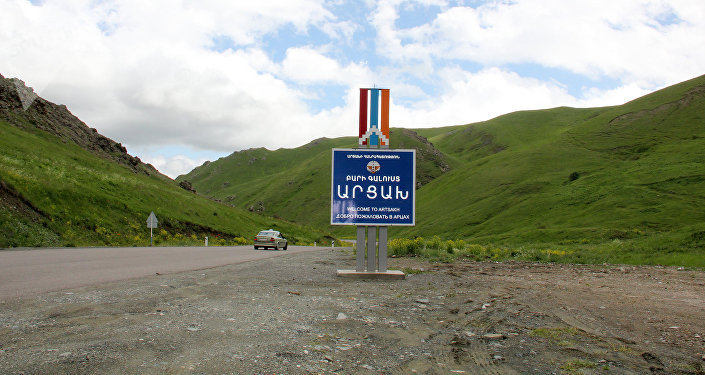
xmin=0 ymin=73 xmax=332 ymax=248
xmin=181 ymin=74 xmax=705 ymax=265
xmin=0 ymin=73 xmax=164 ymax=179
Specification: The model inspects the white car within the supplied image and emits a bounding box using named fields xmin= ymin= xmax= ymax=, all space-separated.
xmin=253 ymin=230 xmax=288 ymax=250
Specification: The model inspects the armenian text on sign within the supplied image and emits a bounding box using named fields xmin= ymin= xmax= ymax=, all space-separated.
xmin=331 ymin=148 xmax=415 ymax=226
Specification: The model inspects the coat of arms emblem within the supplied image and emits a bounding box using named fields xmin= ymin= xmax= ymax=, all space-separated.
xmin=366 ymin=160 xmax=380 ymax=174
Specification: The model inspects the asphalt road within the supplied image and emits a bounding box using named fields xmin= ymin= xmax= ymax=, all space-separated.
xmin=0 ymin=245 xmax=329 ymax=300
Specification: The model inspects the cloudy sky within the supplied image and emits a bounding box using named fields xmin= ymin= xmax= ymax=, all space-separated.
xmin=1 ymin=0 xmax=704 ymax=178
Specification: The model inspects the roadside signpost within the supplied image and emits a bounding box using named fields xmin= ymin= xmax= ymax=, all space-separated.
xmin=146 ymin=212 xmax=158 ymax=246
xmin=331 ymin=148 xmax=416 ymax=227
xmin=333 ymin=88 xmax=414 ymax=279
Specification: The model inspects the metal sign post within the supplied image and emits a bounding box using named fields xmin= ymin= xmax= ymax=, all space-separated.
xmin=333 ymin=88 xmax=414 ymax=279
xmin=146 ymin=212 xmax=158 ymax=246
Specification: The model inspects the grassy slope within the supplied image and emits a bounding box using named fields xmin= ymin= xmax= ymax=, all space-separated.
xmin=178 ymin=129 xmax=452 ymax=237
xmin=182 ymin=137 xmax=356 ymax=232
xmin=181 ymin=75 xmax=705 ymax=266
xmin=400 ymin=75 xmax=705 ymax=264
xmin=0 ymin=120 xmax=332 ymax=248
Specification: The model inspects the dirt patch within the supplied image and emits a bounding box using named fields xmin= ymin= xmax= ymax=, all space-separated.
xmin=608 ymin=84 xmax=705 ymax=127
xmin=1 ymin=249 xmax=703 ymax=374
xmin=0 ymin=179 xmax=46 ymax=220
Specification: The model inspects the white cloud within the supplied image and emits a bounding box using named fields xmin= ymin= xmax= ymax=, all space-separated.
xmin=374 ymin=0 xmax=705 ymax=87
xmin=146 ymin=154 xmax=211 ymax=180
xmin=1 ymin=0 xmax=337 ymax=152
xmin=391 ymin=67 xmax=576 ymax=127
xmin=1 ymin=0 xmax=704 ymax=178
xmin=577 ymin=84 xmax=652 ymax=108
xmin=281 ymin=46 xmax=371 ymax=84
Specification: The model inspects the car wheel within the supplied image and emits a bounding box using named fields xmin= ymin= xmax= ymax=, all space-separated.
xmin=283 ymin=243 xmax=288 ymax=250
xmin=254 ymin=246 xmax=259 ymax=250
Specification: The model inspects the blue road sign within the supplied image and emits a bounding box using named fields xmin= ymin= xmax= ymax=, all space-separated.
xmin=331 ymin=148 xmax=416 ymax=226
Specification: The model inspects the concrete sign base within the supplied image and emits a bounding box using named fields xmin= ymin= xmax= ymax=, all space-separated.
xmin=336 ymin=269 xmax=405 ymax=280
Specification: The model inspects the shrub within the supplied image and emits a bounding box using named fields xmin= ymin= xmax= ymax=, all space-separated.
xmin=490 ymin=247 xmax=510 ymax=261
xmin=444 ymin=240 xmax=455 ymax=254
xmin=427 ymin=235 xmax=442 ymax=250
xmin=389 ymin=237 xmax=423 ymax=256
xmin=232 ymin=236 xmax=249 ymax=245
xmin=462 ymin=244 xmax=488 ymax=259
xmin=413 ymin=237 xmax=424 ymax=250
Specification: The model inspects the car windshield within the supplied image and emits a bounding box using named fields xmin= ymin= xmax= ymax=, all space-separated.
xmin=258 ymin=231 xmax=278 ymax=237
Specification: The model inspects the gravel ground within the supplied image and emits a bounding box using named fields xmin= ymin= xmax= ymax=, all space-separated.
xmin=1 ymin=248 xmax=704 ymax=374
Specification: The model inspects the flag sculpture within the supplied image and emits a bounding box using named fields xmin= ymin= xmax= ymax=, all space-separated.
xmin=359 ymin=88 xmax=390 ymax=147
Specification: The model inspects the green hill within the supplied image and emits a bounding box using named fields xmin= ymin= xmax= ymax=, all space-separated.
xmin=177 ymin=129 xmax=451 ymax=233
xmin=181 ymin=75 xmax=705 ymax=266
xmin=0 ymin=74 xmax=333 ymax=248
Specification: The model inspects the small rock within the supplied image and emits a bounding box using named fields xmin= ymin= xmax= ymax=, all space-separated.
xmin=415 ymin=298 xmax=430 ymax=304
xmin=493 ymin=355 xmax=504 ymax=361
xmin=483 ymin=333 xmax=506 ymax=340
xmin=337 ymin=313 xmax=348 ymax=320
xmin=451 ymin=334 xmax=470 ymax=346
xmin=186 ymin=326 xmax=199 ymax=332
xmin=669 ymin=326 xmax=680 ymax=329
xmin=59 ymin=352 xmax=72 ymax=357
xmin=361 ymin=364 xmax=374 ymax=370
xmin=324 ymin=355 xmax=333 ymax=362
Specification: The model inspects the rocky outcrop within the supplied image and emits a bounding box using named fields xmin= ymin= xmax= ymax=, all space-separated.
xmin=0 ymin=73 xmax=167 ymax=179
xmin=396 ymin=128 xmax=452 ymax=187
xmin=178 ymin=180 xmax=197 ymax=193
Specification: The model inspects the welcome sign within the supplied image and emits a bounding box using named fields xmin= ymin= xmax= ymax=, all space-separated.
xmin=331 ymin=148 xmax=416 ymax=226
